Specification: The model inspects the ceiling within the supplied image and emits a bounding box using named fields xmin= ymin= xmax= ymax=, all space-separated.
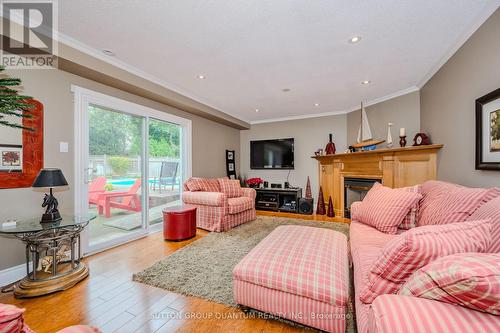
xmin=58 ymin=1 xmax=499 ymax=123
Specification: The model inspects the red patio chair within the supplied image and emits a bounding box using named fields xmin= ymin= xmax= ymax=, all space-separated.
xmin=97 ymin=179 xmax=142 ymax=218
xmin=88 ymin=177 xmax=107 ymax=206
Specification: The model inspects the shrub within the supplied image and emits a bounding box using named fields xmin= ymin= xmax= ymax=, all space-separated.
xmin=108 ymin=156 xmax=130 ymax=176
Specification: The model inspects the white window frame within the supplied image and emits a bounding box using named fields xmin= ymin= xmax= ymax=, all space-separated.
xmin=72 ymin=85 xmax=192 ymax=255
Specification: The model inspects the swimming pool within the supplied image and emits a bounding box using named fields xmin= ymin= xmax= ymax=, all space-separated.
xmin=107 ymin=178 xmax=178 ymax=186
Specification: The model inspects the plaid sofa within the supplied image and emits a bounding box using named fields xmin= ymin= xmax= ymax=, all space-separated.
xmin=182 ymin=179 xmax=256 ymax=232
xmin=350 ymin=181 xmax=500 ymax=333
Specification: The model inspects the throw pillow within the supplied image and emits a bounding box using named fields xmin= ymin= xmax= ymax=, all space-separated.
xmin=399 ymin=253 xmax=500 ymax=315
xmin=468 ymin=193 xmax=500 ymax=253
xmin=217 ymin=178 xmax=243 ymax=198
xmin=351 ymin=182 xmax=422 ymax=234
xmin=398 ymin=184 xmax=421 ymax=229
xmin=185 ymin=177 xmax=202 ymax=191
xmin=185 ymin=177 xmax=221 ymax=192
xmin=417 ymin=180 xmax=462 ymax=221
xmin=359 ymin=219 xmax=492 ymax=304
xmin=0 ymin=303 xmax=25 ymax=333
xmin=418 ymin=183 xmax=488 ymax=226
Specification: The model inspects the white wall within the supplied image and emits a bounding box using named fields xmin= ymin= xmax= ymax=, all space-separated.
xmin=240 ymin=115 xmax=347 ymax=202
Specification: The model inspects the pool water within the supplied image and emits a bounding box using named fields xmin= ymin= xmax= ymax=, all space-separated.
xmin=107 ymin=178 xmax=177 ymax=186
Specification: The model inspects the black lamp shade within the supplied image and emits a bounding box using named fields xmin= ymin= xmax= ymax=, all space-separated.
xmin=32 ymin=168 xmax=68 ymax=188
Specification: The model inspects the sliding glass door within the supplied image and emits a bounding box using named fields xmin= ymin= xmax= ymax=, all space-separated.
xmin=73 ymin=86 xmax=191 ymax=255
xmin=148 ymin=119 xmax=182 ymax=226
xmin=87 ymin=105 xmax=147 ymax=250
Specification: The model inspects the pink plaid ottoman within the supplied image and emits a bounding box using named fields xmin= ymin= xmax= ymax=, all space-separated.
xmin=233 ymin=225 xmax=349 ymax=332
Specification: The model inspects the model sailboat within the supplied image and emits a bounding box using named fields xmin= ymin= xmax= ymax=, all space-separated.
xmin=352 ymin=102 xmax=385 ymax=149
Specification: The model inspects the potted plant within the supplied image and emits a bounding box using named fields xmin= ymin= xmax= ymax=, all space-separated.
xmin=246 ymin=177 xmax=263 ymax=188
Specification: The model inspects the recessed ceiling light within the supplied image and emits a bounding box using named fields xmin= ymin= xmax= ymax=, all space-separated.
xmin=314 ymin=103 xmax=320 ymax=107
xmin=282 ymin=88 xmax=291 ymax=92
xmin=197 ymin=74 xmax=206 ymax=79
xmin=349 ymin=36 xmax=361 ymax=43
xmin=361 ymin=80 xmax=371 ymax=85
xmin=102 ymin=49 xmax=115 ymax=56
xmin=255 ymin=108 xmax=260 ymax=113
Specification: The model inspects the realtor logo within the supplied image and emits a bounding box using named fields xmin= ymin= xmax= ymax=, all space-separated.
xmin=1 ymin=0 xmax=58 ymax=69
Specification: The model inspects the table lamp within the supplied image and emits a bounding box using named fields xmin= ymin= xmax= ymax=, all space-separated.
xmin=32 ymin=168 xmax=68 ymax=223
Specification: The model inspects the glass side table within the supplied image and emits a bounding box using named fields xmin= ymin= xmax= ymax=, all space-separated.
xmin=0 ymin=214 xmax=95 ymax=298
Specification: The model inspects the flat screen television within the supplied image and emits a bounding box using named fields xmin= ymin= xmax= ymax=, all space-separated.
xmin=250 ymin=138 xmax=294 ymax=169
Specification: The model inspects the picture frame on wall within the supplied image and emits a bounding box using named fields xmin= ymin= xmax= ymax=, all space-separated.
xmin=226 ymin=149 xmax=237 ymax=179
xmin=0 ymin=144 xmax=23 ymax=172
xmin=476 ymin=87 xmax=500 ymax=170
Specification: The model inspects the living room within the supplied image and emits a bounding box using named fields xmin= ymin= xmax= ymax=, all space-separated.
xmin=0 ymin=1 xmax=499 ymax=333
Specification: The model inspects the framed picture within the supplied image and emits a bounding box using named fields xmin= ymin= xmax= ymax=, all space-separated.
xmin=0 ymin=145 xmax=23 ymax=172
xmin=476 ymin=88 xmax=500 ymax=170
xmin=225 ymin=149 xmax=237 ymax=178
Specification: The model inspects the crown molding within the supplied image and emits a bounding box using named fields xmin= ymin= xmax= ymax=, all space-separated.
xmin=250 ymin=86 xmax=420 ymax=125
xmin=416 ymin=2 xmax=499 ymax=88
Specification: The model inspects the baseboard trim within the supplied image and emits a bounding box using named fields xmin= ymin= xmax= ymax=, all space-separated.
xmin=0 ymin=262 xmax=32 ymax=287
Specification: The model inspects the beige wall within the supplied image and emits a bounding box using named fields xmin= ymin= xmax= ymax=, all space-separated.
xmin=420 ymin=8 xmax=500 ymax=187
xmin=0 ymin=68 xmax=240 ymax=270
xmin=347 ymin=91 xmax=421 ymax=146
xmin=240 ymin=115 xmax=347 ymax=202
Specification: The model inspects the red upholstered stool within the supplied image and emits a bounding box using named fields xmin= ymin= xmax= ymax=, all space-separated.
xmin=163 ymin=205 xmax=197 ymax=241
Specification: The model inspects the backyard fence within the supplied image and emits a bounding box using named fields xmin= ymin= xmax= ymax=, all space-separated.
xmin=89 ymin=155 xmax=181 ymax=179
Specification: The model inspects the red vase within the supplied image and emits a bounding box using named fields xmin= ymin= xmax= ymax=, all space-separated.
xmin=325 ymin=133 xmax=336 ymax=155
xmin=327 ymin=196 xmax=335 ymax=217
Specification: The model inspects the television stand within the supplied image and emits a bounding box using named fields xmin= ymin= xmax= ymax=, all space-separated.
xmin=254 ymin=188 xmax=302 ymax=213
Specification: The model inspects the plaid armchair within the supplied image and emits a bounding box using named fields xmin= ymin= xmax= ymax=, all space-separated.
xmin=182 ymin=178 xmax=256 ymax=232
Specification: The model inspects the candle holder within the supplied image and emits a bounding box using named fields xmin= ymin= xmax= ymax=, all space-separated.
xmin=399 ymin=136 xmax=407 ymax=147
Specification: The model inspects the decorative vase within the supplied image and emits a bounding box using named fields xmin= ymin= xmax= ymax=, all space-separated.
xmin=327 ymin=196 xmax=335 ymax=217
xmin=316 ymin=186 xmax=326 ymax=215
xmin=386 ymin=123 xmax=393 ymax=148
xmin=305 ymin=176 xmax=312 ymax=199
xmin=325 ymin=133 xmax=336 ymax=155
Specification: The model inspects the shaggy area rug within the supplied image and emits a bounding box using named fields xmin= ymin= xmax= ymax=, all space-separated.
xmin=133 ymin=216 xmax=355 ymax=332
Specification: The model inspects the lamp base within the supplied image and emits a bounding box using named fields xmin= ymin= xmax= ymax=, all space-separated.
xmin=40 ymin=211 xmax=62 ymax=223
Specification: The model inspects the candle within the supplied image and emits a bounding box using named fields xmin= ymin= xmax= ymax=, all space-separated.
xmin=400 ymin=128 xmax=406 ymax=137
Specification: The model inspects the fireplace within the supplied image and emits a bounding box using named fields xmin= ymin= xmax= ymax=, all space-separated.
xmin=344 ymin=178 xmax=379 ymax=218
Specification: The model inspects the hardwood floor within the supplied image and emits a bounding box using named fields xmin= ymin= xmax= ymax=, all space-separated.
xmin=0 ymin=229 xmax=312 ymax=333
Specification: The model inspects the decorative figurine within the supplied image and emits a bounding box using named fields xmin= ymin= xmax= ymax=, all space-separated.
xmin=37 ymin=244 xmax=70 ymax=273
xmin=386 ymin=123 xmax=394 ymax=148
xmin=327 ymin=196 xmax=335 ymax=217
xmin=305 ymin=177 xmax=312 ymax=199
xmin=325 ymin=133 xmax=336 ymax=155
xmin=314 ymin=148 xmax=324 ymax=156
xmin=316 ymin=186 xmax=326 ymax=215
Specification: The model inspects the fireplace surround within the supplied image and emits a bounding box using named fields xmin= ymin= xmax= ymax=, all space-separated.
xmin=313 ymin=144 xmax=443 ymax=217
xmin=344 ymin=178 xmax=379 ymax=218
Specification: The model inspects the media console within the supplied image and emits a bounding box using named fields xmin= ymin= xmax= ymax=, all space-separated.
xmin=254 ymin=187 xmax=302 ymax=213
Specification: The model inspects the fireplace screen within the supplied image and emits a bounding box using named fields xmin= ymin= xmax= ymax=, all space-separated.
xmin=344 ymin=178 xmax=379 ymax=218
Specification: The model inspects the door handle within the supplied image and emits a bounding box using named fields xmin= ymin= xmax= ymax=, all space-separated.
xmin=83 ymin=168 xmax=95 ymax=184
